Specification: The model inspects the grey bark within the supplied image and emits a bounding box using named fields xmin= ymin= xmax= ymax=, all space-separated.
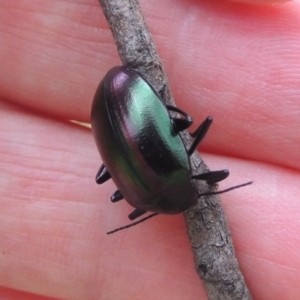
xmin=97 ymin=0 xmax=252 ymax=299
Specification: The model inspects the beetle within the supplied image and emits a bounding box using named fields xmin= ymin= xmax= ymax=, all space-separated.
xmin=91 ymin=66 xmax=232 ymax=231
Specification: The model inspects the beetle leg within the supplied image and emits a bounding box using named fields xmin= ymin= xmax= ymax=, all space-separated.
xmin=192 ymin=170 xmax=229 ymax=184
xmin=111 ymin=190 xmax=124 ymax=202
xmin=166 ymin=105 xmax=193 ymax=132
xmin=128 ymin=208 xmax=147 ymax=220
xmin=188 ymin=117 xmax=213 ymax=156
xmin=95 ymin=164 xmax=111 ymax=184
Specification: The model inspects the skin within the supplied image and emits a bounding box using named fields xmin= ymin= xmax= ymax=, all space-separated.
xmin=0 ymin=0 xmax=299 ymax=299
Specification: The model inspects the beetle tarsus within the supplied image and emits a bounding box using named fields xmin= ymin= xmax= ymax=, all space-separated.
xmin=188 ymin=117 xmax=213 ymax=156
xmin=166 ymin=105 xmax=193 ymax=132
xmin=111 ymin=190 xmax=124 ymax=202
xmin=129 ymin=208 xmax=147 ymax=220
xmin=95 ymin=164 xmax=111 ymax=184
xmin=192 ymin=169 xmax=229 ymax=184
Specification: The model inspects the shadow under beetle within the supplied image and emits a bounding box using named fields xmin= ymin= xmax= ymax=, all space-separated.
xmin=91 ymin=66 xmax=247 ymax=234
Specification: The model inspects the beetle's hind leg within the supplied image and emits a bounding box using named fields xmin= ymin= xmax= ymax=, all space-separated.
xmin=95 ymin=164 xmax=111 ymax=184
xmin=166 ymin=105 xmax=193 ymax=132
xmin=192 ymin=169 xmax=229 ymax=184
xmin=129 ymin=208 xmax=147 ymax=220
xmin=188 ymin=117 xmax=213 ymax=156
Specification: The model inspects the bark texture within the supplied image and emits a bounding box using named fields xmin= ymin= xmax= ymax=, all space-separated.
xmin=97 ymin=0 xmax=252 ymax=299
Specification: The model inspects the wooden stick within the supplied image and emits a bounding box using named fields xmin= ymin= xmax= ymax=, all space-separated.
xmin=97 ymin=1 xmax=252 ymax=299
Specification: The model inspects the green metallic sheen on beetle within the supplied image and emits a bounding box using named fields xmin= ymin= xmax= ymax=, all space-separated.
xmin=91 ymin=66 xmax=197 ymax=214
xmin=91 ymin=66 xmax=229 ymax=221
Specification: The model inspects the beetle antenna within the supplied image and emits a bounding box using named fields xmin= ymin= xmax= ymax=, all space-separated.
xmin=198 ymin=181 xmax=253 ymax=197
xmin=107 ymin=213 xmax=159 ymax=235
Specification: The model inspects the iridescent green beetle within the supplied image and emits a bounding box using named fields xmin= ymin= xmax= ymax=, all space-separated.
xmin=91 ymin=66 xmax=229 ymax=226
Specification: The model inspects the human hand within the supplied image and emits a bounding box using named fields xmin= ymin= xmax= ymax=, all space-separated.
xmin=0 ymin=0 xmax=299 ymax=299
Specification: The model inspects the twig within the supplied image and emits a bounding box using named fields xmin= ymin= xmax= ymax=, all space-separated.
xmin=97 ymin=0 xmax=252 ymax=299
